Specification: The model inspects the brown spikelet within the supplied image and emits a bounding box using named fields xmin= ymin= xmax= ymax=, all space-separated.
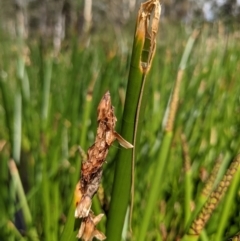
xmin=201 ymin=154 xmax=223 ymax=197
xmin=189 ymin=154 xmax=240 ymax=235
xmin=230 ymin=233 xmax=240 ymax=241
xmin=181 ymin=133 xmax=191 ymax=172
xmin=165 ymin=70 xmax=184 ymax=132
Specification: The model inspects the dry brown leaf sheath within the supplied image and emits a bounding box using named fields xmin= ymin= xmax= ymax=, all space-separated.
xmin=74 ymin=91 xmax=133 ymax=240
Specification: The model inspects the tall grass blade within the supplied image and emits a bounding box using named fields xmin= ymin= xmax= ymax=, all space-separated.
xmin=60 ymin=152 xmax=81 ymax=241
xmin=8 ymin=159 xmax=39 ymax=241
xmin=0 ymin=71 xmax=13 ymax=150
xmin=60 ymin=200 xmax=79 ymax=241
xmin=41 ymin=58 xmax=52 ymax=122
xmin=13 ymin=91 xmax=22 ymax=163
xmin=214 ymin=158 xmax=240 ymax=240
xmin=183 ymin=154 xmax=240 ymax=240
xmin=7 ymin=221 xmax=27 ymax=241
xmin=17 ymin=55 xmax=30 ymax=101
xmin=138 ymin=29 xmax=199 ymax=241
xmin=106 ymin=1 xmax=161 ymax=240
xmin=181 ymin=133 xmax=193 ymax=229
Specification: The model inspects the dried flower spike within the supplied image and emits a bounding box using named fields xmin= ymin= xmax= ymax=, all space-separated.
xmin=189 ymin=154 xmax=240 ymax=235
xmin=74 ymin=91 xmax=133 ymax=240
xmin=75 ymin=91 xmax=133 ymax=219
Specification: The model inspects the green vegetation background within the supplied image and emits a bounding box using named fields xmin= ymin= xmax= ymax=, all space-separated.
xmin=0 ymin=21 xmax=240 ymax=241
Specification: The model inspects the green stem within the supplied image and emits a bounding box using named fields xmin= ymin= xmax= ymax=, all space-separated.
xmin=214 ymin=162 xmax=240 ymax=240
xmin=13 ymin=91 xmax=22 ymax=163
xmin=137 ymin=132 xmax=172 ymax=241
xmin=106 ymin=1 xmax=161 ymax=240
xmin=8 ymin=160 xmax=39 ymax=241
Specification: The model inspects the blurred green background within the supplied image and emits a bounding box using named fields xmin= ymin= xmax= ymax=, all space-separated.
xmin=0 ymin=0 xmax=240 ymax=240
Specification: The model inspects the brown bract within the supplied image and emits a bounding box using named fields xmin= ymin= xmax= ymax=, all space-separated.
xmin=77 ymin=212 xmax=106 ymax=241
